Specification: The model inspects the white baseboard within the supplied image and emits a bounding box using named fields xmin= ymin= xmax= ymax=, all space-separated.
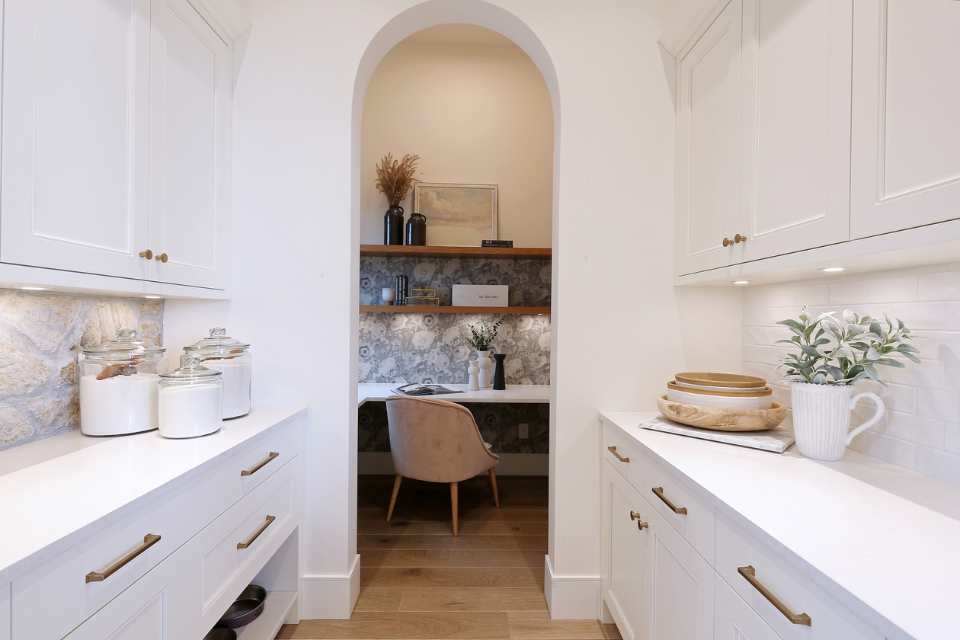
xmin=544 ymin=554 xmax=602 ymax=619
xmin=359 ymin=452 xmax=548 ymax=476
xmin=299 ymin=554 xmax=360 ymax=619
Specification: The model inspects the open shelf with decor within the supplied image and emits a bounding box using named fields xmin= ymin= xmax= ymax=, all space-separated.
xmin=359 ymin=245 xmax=551 ymax=258
xmin=360 ymin=304 xmax=549 ymax=315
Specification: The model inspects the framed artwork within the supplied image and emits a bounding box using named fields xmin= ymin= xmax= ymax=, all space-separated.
xmin=412 ymin=182 xmax=499 ymax=246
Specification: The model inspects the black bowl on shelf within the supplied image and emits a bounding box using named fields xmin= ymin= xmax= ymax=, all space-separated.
xmin=217 ymin=584 xmax=268 ymax=629
xmin=203 ymin=628 xmax=237 ymax=640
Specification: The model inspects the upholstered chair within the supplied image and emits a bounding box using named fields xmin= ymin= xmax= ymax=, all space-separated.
xmin=385 ymin=396 xmax=500 ymax=535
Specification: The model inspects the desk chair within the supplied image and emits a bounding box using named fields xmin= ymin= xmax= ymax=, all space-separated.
xmin=385 ymin=396 xmax=500 ymax=535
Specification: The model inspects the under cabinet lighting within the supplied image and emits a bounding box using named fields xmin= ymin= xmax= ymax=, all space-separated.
xmin=19 ymin=286 xmax=47 ymax=291
xmin=821 ymin=266 xmax=845 ymax=273
xmin=732 ymin=280 xmax=750 ymax=286
xmin=143 ymin=295 xmax=163 ymax=299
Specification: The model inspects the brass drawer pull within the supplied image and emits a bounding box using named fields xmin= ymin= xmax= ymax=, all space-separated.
xmin=651 ymin=486 xmax=687 ymax=515
xmin=629 ymin=511 xmax=649 ymax=530
xmin=85 ymin=534 xmax=161 ymax=583
xmin=241 ymin=451 xmax=279 ymax=476
xmin=738 ymin=565 xmax=811 ymax=626
xmin=607 ymin=446 xmax=630 ymax=463
xmin=237 ymin=515 xmax=276 ymax=550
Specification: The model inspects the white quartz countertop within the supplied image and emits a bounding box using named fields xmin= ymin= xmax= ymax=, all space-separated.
xmin=601 ymin=411 xmax=960 ymax=640
xmin=0 ymin=406 xmax=305 ymax=576
xmin=358 ymin=383 xmax=551 ymax=406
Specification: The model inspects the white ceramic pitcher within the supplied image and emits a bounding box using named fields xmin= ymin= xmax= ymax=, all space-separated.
xmin=790 ymin=383 xmax=885 ymax=461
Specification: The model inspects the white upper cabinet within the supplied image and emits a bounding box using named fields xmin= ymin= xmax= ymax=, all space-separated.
xmin=149 ymin=0 xmax=232 ymax=289
xmin=850 ymin=0 xmax=960 ymax=238
xmin=675 ymin=0 xmax=745 ymax=276
xmin=0 ymin=0 xmax=233 ymax=291
xmin=740 ymin=0 xmax=852 ymax=261
xmin=1 ymin=0 xmax=152 ymax=279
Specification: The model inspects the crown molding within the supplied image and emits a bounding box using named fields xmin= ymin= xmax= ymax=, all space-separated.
xmin=188 ymin=0 xmax=251 ymax=43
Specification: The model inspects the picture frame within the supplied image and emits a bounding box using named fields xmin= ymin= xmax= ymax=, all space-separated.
xmin=412 ymin=182 xmax=499 ymax=246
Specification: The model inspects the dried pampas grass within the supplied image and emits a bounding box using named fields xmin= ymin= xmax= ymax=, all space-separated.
xmin=375 ymin=153 xmax=420 ymax=207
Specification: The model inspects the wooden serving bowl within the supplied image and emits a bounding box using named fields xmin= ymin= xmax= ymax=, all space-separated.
xmin=657 ymin=396 xmax=787 ymax=432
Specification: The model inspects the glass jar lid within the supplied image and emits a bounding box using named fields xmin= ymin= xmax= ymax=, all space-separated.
xmin=160 ymin=352 xmax=223 ymax=383
xmin=188 ymin=327 xmax=250 ymax=359
xmin=82 ymin=328 xmax=166 ymax=362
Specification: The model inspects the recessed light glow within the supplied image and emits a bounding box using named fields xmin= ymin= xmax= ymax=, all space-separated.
xmin=821 ymin=266 xmax=845 ymax=273
xmin=19 ymin=286 xmax=47 ymax=291
xmin=732 ymin=280 xmax=750 ymax=286
xmin=143 ymin=295 xmax=163 ymax=299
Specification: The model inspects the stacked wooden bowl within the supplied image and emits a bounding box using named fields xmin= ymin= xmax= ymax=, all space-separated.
xmin=658 ymin=372 xmax=786 ymax=431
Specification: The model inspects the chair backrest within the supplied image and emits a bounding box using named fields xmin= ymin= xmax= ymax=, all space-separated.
xmin=385 ymin=396 xmax=498 ymax=483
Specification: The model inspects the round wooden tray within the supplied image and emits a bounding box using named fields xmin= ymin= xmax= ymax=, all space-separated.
xmin=675 ymin=372 xmax=767 ymax=389
xmin=657 ymin=396 xmax=787 ymax=432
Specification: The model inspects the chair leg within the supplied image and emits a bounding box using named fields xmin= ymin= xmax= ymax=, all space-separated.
xmin=488 ymin=468 xmax=501 ymax=508
xmin=450 ymin=482 xmax=459 ymax=536
xmin=386 ymin=475 xmax=402 ymax=522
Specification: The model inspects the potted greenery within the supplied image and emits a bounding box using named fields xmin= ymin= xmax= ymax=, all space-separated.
xmin=375 ymin=152 xmax=419 ymax=245
xmin=465 ymin=319 xmax=503 ymax=389
xmin=778 ymin=309 xmax=918 ymax=460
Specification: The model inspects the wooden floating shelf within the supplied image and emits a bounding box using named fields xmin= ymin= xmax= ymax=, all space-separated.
xmin=360 ymin=245 xmax=551 ymax=258
xmin=360 ymin=305 xmax=550 ymax=315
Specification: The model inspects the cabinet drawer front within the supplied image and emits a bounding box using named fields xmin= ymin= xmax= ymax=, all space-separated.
xmin=716 ymin=517 xmax=880 ymax=640
xmin=602 ymin=420 xmax=641 ymax=482
xmin=236 ymin=420 xmax=300 ymax=495
xmin=11 ymin=461 xmax=234 ymax=640
xmin=640 ymin=454 xmax=714 ymax=564
xmin=194 ymin=455 xmax=299 ymax=630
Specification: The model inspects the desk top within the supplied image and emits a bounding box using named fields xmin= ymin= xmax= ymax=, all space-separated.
xmin=358 ymin=383 xmax=551 ymax=406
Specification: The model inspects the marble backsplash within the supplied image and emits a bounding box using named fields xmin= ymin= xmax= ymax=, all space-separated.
xmin=0 ymin=290 xmax=163 ymax=450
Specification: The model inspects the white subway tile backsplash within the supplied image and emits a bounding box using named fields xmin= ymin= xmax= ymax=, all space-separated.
xmin=743 ymin=264 xmax=960 ymax=485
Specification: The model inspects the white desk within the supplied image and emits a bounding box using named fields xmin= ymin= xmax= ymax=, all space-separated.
xmin=358 ymin=383 xmax=551 ymax=407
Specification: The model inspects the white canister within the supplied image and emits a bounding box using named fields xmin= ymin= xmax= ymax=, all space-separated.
xmin=187 ymin=328 xmax=252 ymax=419
xmin=158 ymin=353 xmax=223 ymax=439
xmin=790 ymin=382 xmax=885 ymax=461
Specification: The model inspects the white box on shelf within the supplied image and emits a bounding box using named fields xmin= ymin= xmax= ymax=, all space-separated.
xmin=452 ymin=284 xmax=508 ymax=307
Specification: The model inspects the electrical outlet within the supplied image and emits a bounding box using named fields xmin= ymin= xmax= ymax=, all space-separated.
xmin=518 ymin=423 xmax=529 ymax=439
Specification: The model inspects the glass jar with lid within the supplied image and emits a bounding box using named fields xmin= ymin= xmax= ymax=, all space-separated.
xmin=186 ymin=327 xmax=252 ymax=419
xmin=158 ymin=352 xmax=223 ymax=439
xmin=78 ymin=329 xmax=165 ymax=436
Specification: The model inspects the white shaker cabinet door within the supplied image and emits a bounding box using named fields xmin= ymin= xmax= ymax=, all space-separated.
xmin=0 ymin=0 xmax=152 ymax=279
xmin=739 ymin=0 xmax=853 ymax=261
xmin=603 ymin=465 xmax=651 ymax=640
xmin=715 ymin=574 xmax=782 ymax=640
xmin=675 ymin=0 xmax=745 ymax=276
xmin=148 ymin=0 xmax=231 ymax=289
xmin=851 ymin=0 xmax=960 ymax=238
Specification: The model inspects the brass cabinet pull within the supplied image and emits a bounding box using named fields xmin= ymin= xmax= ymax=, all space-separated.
xmin=85 ymin=534 xmax=161 ymax=583
xmin=722 ymin=237 xmax=733 ymax=247
xmin=734 ymin=233 xmax=748 ymax=244
xmin=607 ymin=446 xmax=630 ymax=463
xmin=738 ymin=565 xmax=811 ymax=626
xmin=154 ymin=252 xmax=169 ymax=263
xmin=629 ymin=511 xmax=649 ymax=530
xmin=241 ymin=451 xmax=279 ymax=476
xmin=138 ymin=249 xmax=154 ymax=260
xmin=651 ymin=486 xmax=687 ymax=515
xmin=237 ymin=515 xmax=276 ymax=550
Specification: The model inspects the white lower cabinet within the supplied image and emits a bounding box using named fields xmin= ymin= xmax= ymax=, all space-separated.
xmin=715 ymin=574 xmax=780 ymax=640
xmin=604 ymin=465 xmax=651 ymax=640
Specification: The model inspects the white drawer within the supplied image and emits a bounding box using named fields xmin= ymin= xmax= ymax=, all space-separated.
xmin=716 ymin=516 xmax=881 ymax=640
xmin=234 ymin=418 xmax=300 ymax=495
xmin=11 ymin=460 xmax=234 ymax=640
xmin=602 ymin=419 xmax=641 ymax=482
xmin=192 ymin=454 xmax=300 ymax=632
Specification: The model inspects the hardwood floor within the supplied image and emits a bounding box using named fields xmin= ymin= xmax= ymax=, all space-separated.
xmin=278 ymin=475 xmax=620 ymax=640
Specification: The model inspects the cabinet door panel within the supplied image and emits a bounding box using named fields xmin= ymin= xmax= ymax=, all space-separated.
xmin=149 ymin=0 xmax=231 ymax=289
xmin=650 ymin=509 xmax=713 ymax=640
xmin=851 ymin=0 xmax=960 ymax=237
xmin=1 ymin=0 xmax=150 ymax=278
xmin=675 ymin=0 xmax=744 ymax=275
xmin=715 ymin=574 xmax=782 ymax=640
xmin=741 ymin=0 xmax=852 ymax=260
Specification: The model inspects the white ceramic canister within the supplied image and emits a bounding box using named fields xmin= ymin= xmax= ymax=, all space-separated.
xmin=790 ymin=382 xmax=885 ymax=461
xmin=187 ymin=328 xmax=252 ymax=419
xmin=158 ymin=352 xmax=223 ymax=439
xmin=78 ymin=329 xmax=166 ymax=436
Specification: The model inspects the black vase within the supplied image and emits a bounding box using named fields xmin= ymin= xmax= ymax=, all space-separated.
xmin=383 ymin=205 xmax=404 ymax=245
xmin=492 ymin=353 xmax=506 ymax=390
xmin=405 ymin=213 xmax=427 ymax=246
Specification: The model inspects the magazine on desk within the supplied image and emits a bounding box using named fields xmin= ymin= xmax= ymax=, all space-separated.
xmin=393 ymin=383 xmax=464 ymax=397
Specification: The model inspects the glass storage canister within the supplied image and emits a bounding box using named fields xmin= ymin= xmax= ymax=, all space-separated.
xmin=158 ymin=352 xmax=223 ymax=439
xmin=186 ymin=327 xmax=252 ymax=419
xmin=78 ymin=328 xmax=165 ymax=436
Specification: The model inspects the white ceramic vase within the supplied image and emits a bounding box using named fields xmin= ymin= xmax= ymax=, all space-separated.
xmin=790 ymin=382 xmax=885 ymax=461
xmin=476 ymin=350 xmax=493 ymax=389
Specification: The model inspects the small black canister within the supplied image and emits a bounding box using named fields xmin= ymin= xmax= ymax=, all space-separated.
xmin=405 ymin=213 xmax=427 ymax=245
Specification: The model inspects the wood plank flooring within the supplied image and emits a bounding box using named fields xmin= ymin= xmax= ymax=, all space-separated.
xmin=278 ymin=475 xmax=621 ymax=640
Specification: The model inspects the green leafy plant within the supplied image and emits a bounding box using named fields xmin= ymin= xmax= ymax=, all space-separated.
xmin=778 ymin=309 xmax=919 ymax=385
xmin=464 ymin=319 xmax=503 ymax=352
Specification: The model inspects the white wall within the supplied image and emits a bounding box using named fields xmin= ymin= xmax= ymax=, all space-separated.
xmin=162 ymin=0 xmax=743 ymax=620
xmin=361 ymin=32 xmax=553 ymax=246
xmin=742 ymin=264 xmax=960 ymax=486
